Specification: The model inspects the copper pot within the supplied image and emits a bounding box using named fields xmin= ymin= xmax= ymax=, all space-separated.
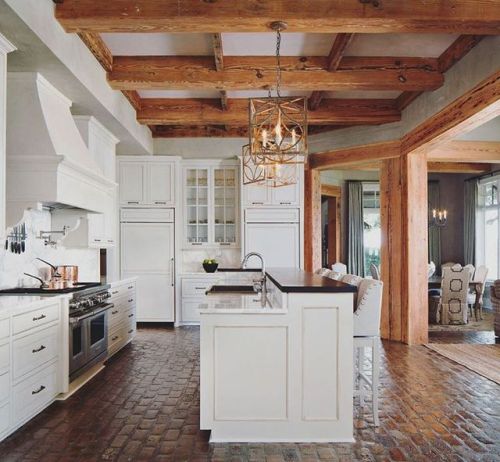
xmin=36 ymin=258 xmax=79 ymax=284
xmin=23 ymin=273 xmax=73 ymax=289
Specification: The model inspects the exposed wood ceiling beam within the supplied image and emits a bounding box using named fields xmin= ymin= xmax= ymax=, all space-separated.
xmin=427 ymin=141 xmax=500 ymax=163
xmin=212 ymin=33 xmax=228 ymax=112
xmin=77 ymin=32 xmax=113 ymax=72
xmin=55 ymin=0 xmax=500 ymax=34
xmin=122 ymin=90 xmax=142 ymax=111
xmin=309 ymin=140 xmax=401 ymax=170
xmin=150 ymin=125 xmax=248 ymax=138
xmin=109 ymin=56 xmax=443 ymax=91
xmin=138 ymin=98 xmax=400 ymax=126
xmin=309 ymin=33 xmax=354 ymax=111
xmin=402 ymin=70 xmax=500 ymax=155
xmin=427 ymin=162 xmax=492 ymax=173
xmin=396 ymin=35 xmax=485 ymax=111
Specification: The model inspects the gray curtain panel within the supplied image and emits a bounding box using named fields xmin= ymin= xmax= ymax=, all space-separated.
xmin=347 ymin=181 xmax=365 ymax=276
xmin=464 ymin=179 xmax=477 ymax=265
xmin=428 ymin=180 xmax=442 ymax=271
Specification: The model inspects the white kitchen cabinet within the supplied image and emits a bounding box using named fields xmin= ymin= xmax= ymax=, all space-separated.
xmin=121 ymin=217 xmax=175 ymax=322
xmin=118 ymin=157 xmax=177 ymax=207
xmin=244 ymin=221 xmax=300 ymax=268
xmin=182 ymin=160 xmax=239 ymax=248
xmin=181 ymin=274 xmax=222 ymax=324
xmin=241 ymin=163 xmax=303 ymax=207
xmin=108 ymin=279 xmax=137 ymax=358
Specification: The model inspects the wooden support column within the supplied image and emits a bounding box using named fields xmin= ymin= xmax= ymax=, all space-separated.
xmin=380 ymin=152 xmax=428 ymax=344
xmin=304 ymin=168 xmax=322 ymax=272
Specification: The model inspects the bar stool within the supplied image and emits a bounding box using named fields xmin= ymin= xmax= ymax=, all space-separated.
xmin=353 ymin=278 xmax=383 ymax=426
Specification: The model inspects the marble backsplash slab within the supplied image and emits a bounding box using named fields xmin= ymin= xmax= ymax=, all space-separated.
xmin=0 ymin=208 xmax=99 ymax=289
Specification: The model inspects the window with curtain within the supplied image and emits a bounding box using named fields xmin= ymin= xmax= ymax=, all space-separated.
xmin=362 ymin=183 xmax=381 ymax=276
xmin=476 ymin=175 xmax=500 ymax=279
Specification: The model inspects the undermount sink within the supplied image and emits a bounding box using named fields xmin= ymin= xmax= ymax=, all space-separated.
xmin=206 ymin=284 xmax=257 ymax=295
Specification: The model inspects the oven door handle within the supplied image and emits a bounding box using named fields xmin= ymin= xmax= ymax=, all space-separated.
xmin=70 ymin=303 xmax=114 ymax=324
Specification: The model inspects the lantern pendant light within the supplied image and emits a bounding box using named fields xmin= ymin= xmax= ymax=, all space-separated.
xmin=248 ymin=21 xmax=308 ymax=168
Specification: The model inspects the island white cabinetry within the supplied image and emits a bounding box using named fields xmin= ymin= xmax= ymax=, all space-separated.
xmin=118 ymin=157 xmax=177 ymax=207
xmin=0 ymin=297 xmax=66 ymax=443
xmin=200 ymin=269 xmax=355 ymax=443
xmin=181 ymin=274 xmax=223 ymax=324
xmin=107 ymin=279 xmax=137 ymax=358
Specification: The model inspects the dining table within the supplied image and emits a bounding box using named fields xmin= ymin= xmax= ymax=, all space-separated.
xmin=428 ymin=275 xmax=484 ymax=321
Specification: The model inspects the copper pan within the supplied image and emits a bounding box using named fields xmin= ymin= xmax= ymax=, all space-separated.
xmin=36 ymin=258 xmax=79 ymax=283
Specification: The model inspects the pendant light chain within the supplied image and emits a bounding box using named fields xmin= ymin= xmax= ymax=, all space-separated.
xmin=276 ymin=28 xmax=282 ymax=98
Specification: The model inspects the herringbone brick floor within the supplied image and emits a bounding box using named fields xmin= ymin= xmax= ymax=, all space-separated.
xmin=0 ymin=326 xmax=499 ymax=461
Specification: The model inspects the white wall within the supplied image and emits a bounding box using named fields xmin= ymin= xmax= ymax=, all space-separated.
xmin=0 ymin=208 xmax=99 ymax=289
xmin=154 ymin=138 xmax=246 ymax=159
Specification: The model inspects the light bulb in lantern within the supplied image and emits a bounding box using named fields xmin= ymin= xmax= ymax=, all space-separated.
xmin=292 ymin=129 xmax=297 ymax=151
xmin=432 ymin=209 xmax=436 ymax=218
xmin=275 ymin=111 xmax=282 ymax=146
xmin=443 ymin=210 xmax=447 ymax=219
xmin=262 ymin=129 xmax=268 ymax=148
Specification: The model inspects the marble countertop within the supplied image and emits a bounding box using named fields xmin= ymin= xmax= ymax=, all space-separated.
xmin=199 ymin=293 xmax=286 ymax=314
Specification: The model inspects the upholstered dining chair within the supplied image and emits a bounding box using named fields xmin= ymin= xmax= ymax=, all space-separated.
xmin=331 ymin=262 xmax=347 ymax=275
xmin=438 ymin=265 xmax=471 ymax=325
xmin=467 ymin=265 xmax=488 ymax=319
xmin=353 ymin=278 xmax=384 ymax=427
xmin=369 ymin=263 xmax=380 ymax=280
xmin=464 ymin=264 xmax=475 ymax=279
xmin=441 ymin=262 xmax=456 ymax=275
xmin=315 ymin=268 xmax=332 ymax=277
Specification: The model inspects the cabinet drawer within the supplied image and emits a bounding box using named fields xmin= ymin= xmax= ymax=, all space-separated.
xmin=245 ymin=208 xmax=299 ymax=223
xmin=0 ymin=318 xmax=9 ymax=340
xmin=13 ymin=325 xmax=59 ymax=380
xmin=109 ymin=283 xmax=135 ymax=301
xmin=13 ymin=302 xmax=59 ymax=335
xmin=182 ymin=278 xmax=219 ymax=297
xmin=108 ymin=326 xmax=125 ymax=353
xmin=182 ymin=299 xmax=203 ymax=323
xmin=13 ymin=362 xmax=58 ymax=425
xmin=0 ymin=371 xmax=9 ymax=402
xmin=120 ymin=208 xmax=173 ymax=223
xmin=124 ymin=320 xmax=136 ymax=340
xmin=0 ymin=402 xmax=9 ymax=436
xmin=0 ymin=342 xmax=9 ymax=372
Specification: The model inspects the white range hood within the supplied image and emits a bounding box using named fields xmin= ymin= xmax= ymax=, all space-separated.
xmin=5 ymin=72 xmax=116 ymax=225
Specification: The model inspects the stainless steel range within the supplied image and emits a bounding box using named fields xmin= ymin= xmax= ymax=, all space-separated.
xmin=68 ymin=284 xmax=112 ymax=382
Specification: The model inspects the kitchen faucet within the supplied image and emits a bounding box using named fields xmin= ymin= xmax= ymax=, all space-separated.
xmin=241 ymin=252 xmax=266 ymax=295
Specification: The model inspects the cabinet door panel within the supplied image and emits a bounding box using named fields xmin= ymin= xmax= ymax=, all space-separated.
xmin=270 ymin=165 xmax=301 ymax=206
xmin=123 ymin=273 xmax=174 ymax=321
xmin=121 ymin=223 xmax=174 ymax=273
xmin=244 ymin=223 xmax=300 ymax=268
xmin=241 ymin=182 xmax=269 ymax=207
xmin=119 ymin=163 xmax=145 ymax=205
xmin=147 ymin=162 xmax=175 ymax=206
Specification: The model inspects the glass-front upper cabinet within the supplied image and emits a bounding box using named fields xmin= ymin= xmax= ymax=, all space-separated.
xmin=183 ymin=163 xmax=239 ymax=248
xmin=185 ymin=168 xmax=209 ymax=245
xmin=214 ymin=168 xmax=237 ymax=245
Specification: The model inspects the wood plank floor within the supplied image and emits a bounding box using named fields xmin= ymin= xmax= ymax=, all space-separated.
xmin=0 ymin=326 xmax=499 ymax=461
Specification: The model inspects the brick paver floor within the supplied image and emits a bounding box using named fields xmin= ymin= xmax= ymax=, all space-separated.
xmin=0 ymin=326 xmax=499 ymax=461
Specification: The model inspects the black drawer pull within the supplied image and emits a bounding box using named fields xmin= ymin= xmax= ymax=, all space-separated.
xmin=128 ymin=329 xmax=134 ymax=334
xmin=155 ymin=201 xmax=167 ymax=204
xmin=94 ymin=239 xmax=102 ymax=242
xmin=111 ymin=310 xmax=119 ymax=315
xmin=252 ymin=202 xmax=264 ymax=205
xmin=128 ymin=298 xmax=134 ymax=303
xmin=280 ymin=201 xmax=292 ymax=205
xmin=111 ymin=335 xmax=119 ymax=341
xmin=127 ymin=201 xmax=139 ymax=204
xmin=127 ymin=286 xmax=133 ymax=290
xmin=32 ymin=345 xmax=46 ymax=353
xmin=32 ymin=385 xmax=46 ymax=395
xmin=128 ymin=313 xmax=134 ymax=318
xmin=32 ymin=314 xmax=46 ymax=321
xmin=112 ymin=290 xmax=118 ymax=295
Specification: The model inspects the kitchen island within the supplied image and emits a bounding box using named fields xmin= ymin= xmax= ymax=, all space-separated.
xmin=200 ymin=268 xmax=356 ymax=443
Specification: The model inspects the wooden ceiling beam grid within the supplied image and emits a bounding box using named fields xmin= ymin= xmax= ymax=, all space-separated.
xmin=427 ymin=162 xmax=492 ymax=173
xmin=309 ymin=33 xmax=354 ymax=111
xmin=55 ymin=1 xmax=500 ymax=34
xmin=138 ymin=98 xmax=400 ymax=126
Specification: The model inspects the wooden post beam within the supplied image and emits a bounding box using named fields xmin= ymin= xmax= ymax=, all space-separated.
xmin=427 ymin=141 xmax=500 ymax=163
xmin=55 ymin=1 xmax=500 ymax=34
xmin=304 ymin=168 xmax=322 ymax=273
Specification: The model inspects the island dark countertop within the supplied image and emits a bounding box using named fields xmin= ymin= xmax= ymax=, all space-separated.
xmin=265 ymin=268 xmax=357 ymax=293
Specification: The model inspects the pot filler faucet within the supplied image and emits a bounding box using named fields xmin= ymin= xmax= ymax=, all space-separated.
xmin=241 ymin=252 xmax=266 ymax=295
